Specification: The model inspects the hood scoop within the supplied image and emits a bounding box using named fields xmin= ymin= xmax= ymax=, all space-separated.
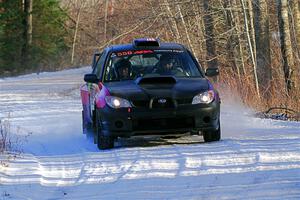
xmin=136 ymin=76 xmax=177 ymax=85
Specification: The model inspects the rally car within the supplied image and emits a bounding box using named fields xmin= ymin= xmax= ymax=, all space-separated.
xmin=80 ymin=38 xmax=221 ymax=150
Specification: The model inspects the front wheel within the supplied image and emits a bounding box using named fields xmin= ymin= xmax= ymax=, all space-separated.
xmin=97 ymin=134 xmax=114 ymax=150
xmin=203 ymin=121 xmax=221 ymax=142
xmin=95 ymin=111 xmax=114 ymax=150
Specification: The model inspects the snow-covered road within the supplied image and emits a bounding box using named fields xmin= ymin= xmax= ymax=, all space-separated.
xmin=0 ymin=68 xmax=299 ymax=199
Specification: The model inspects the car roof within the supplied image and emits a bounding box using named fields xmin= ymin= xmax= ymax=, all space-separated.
xmin=107 ymin=42 xmax=186 ymax=52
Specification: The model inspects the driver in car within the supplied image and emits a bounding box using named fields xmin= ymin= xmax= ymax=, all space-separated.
xmin=114 ymin=59 xmax=132 ymax=80
xmin=155 ymin=54 xmax=184 ymax=75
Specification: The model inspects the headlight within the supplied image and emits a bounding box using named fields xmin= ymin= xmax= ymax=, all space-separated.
xmin=105 ymin=96 xmax=132 ymax=108
xmin=192 ymin=90 xmax=215 ymax=104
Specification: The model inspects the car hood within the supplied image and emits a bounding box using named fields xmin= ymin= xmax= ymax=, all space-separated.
xmin=104 ymin=77 xmax=210 ymax=101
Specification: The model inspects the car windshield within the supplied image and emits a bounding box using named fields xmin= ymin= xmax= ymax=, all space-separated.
xmin=103 ymin=49 xmax=203 ymax=82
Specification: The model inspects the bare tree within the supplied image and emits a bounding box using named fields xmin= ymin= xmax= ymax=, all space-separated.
xmin=253 ymin=0 xmax=271 ymax=92
xmin=291 ymin=0 xmax=300 ymax=57
xmin=278 ymin=0 xmax=297 ymax=92
xmin=71 ymin=0 xmax=86 ymax=64
xmin=241 ymin=0 xmax=260 ymax=98
xmin=163 ymin=0 xmax=181 ymax=42
xmin=223 ymin=0 xmax=240 ymax=79
xmin=177 ymin=4 xmax=195 ymax=53
xmin=193 ymin=1 xmax=205 ymax=60
xmin=104 ymin=0 xmax=109 ymax=42
xmin=203 ymin=0 xmax=218 ymax=71
xmin=56 ymin=0 xmax=300 ymax=111
xmin=248 ymin=0 xmax=257 ymax=64
xmin=233 ymin=0 xmax=246 ymax=76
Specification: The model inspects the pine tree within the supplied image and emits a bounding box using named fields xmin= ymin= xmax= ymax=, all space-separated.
xmin=0 ymin=0 xmax=69 ymax=75
xmin=31 ymin=0 xmax=68 ymax=70
xmin=0 ymin=0 xmax=24 ymax=74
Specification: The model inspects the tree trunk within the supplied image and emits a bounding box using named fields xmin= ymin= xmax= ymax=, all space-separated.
xmin=177 ymin=4 xmax=195 ymax=53
xmin=194 ymin=1 xmax=205 ymax=60
xmin=253 ymin=0 xmax=271 ymax=92
xmin=71 ymin=1 xmax=85 ymax=64
xmin=157 ymin=1 xmax=175 ymax=40
xmin=278 ymin=0 xmax=297 ymax=92
xmin=248 ymin=0 xmax=256 ymax=64
xmin=203 ymin=0 xmax=218 ymax=71
xmin=25 ymin=0 xmax=32 ymax=45
xmin=223 ymin=0 xmax=239 ymax=79
xmin=233 ymin=0 xmax=246 ymax=75
xmin=21 ymin=0 xmax=33 ymax=67
xmin=241 ymin=0 xmax=260 ymax=98
xmin=291 ymin=1 xmax=300 ymax=57
xmin=104 ymin=0 xmax=109 ymax=42
xmin=163 ymin=0 xmax=181 ymax=42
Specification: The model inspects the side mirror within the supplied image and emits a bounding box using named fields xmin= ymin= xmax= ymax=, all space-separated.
xmin=84 ymin=74 xmax=99 ymax=83
xmin=205 ymin=68 xmax=219 ymax=77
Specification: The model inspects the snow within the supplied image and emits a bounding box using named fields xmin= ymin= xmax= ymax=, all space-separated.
xmin=0 ymin=67 xmax=300 ymax=199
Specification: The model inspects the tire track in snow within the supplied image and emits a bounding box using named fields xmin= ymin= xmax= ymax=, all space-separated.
xmin=1 ymin=67 xmax=300 ymax=199
xmin=1 ymin=143 xmax=300 ymax=187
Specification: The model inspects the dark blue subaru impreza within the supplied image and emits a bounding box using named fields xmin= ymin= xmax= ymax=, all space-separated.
xmin=81 ymin=38 xmax=221 ymax=149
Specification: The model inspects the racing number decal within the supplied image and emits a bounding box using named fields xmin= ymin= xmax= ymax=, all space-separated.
xmin=117 ymin=51 xmax=133 ymax=57
xmin=116 ymin=50 xmax=153 ymax=57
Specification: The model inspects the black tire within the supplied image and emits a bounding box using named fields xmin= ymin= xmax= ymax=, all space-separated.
xmin=95 ymin=111 xmax=114 ymax=150
xmin=97 ymin=134 xmax=114 ymax=150
xmin=203 ymin=121 xmax=221 ymax=142
xmin=190 ymin=130 xmax=200 ymax=135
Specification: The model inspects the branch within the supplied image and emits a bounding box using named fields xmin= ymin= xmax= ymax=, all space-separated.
xmin=97 ymin=21 xmax=144 ymax=49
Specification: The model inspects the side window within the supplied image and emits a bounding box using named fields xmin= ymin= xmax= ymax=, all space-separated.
xmin=91 ymin=52 xmax=102 ymax=69
xmin=104 ymin=55 xmax=128 ymax=82
xmin=94 ymin=50 xmax=107 ymax=77
xmin=104 ymin=57 xmax=114 ymax=81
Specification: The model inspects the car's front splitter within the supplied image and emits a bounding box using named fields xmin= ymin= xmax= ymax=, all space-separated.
xmin=97 ymin=101 xmax=220 ymax=137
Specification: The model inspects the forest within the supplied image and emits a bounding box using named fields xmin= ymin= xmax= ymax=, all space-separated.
xmin=0 ymin=0 xmax=299 ymax=113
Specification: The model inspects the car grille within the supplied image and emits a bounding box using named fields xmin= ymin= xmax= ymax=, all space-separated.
xmin=151 ymin=97 xmax=175 ymax=108
xmin=133 ymin=117 xmax=194 ymax=131
xmin=131 ymin=100 xmax=149 ymax=108
xmin=176 ymin=98 xmax=192 ymax=105
xmin=132 ymin=98 xmax=192 ymax=108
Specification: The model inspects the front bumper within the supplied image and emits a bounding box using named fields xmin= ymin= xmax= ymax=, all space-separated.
xmin=97 ymin=100 xmax=220 ymax=137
